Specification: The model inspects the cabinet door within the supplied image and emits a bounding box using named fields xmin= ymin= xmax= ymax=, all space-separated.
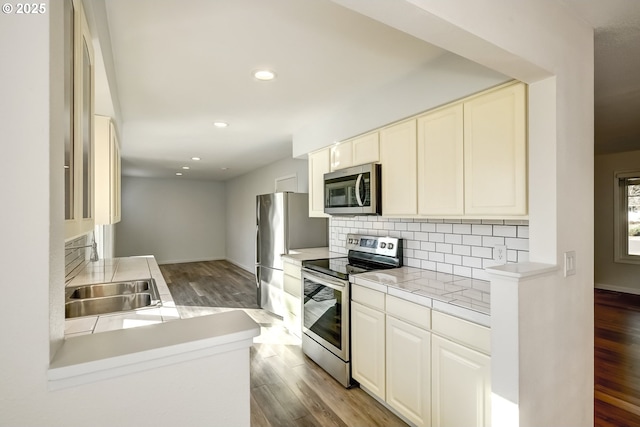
xmin=417 ymin=104 xmax=464 ymax=216
xmin=111 ymin=126 xmax=121 ymax=223
xmin=351 ymin=301 xmax=386 ymax=400
xmin=431 ymin=335 xmax=491 ymax=427
xmin=308 ymin=148 xmax=331 ymax=217
xmin=331 ymin=140 xmax=353 ymax=171
xmin=464 ymin=83 xmax=527 ymax=216
xmin=352 ymin=132 xmax=379 ymax=166
xmin=380 ymin=120 xmax=417 ymax=216
xmin=386 ymin=316 xmax=431 ymax=427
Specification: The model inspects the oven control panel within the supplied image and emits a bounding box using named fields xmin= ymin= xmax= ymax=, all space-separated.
xmin=345 ymin=233 xmax=401 ymax=257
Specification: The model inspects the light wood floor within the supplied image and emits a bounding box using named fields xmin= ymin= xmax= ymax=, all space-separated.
xmin=161 ymin=260 xmax=408 ymax=427
xmin=595 ymin=289 xmax=640 ymax=427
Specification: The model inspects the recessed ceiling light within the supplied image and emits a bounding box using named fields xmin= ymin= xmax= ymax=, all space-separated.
xmin=176 ymin=172 xmax=183 ymax=176
xmin=182 ymin=166 xmax=190 ymax=170
xmin=191 ymin=157 xmax=201 ymax=161
xmin=253 ymin=69 xmax=276 ymax=81
xmin=213 ymin=121 xmax=228 ymax=128
xmin=221 ymin=167 xmax=229 ymax=171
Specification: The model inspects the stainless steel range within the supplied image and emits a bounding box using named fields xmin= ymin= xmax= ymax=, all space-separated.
xmin=301 ymin=233 xmax=403 ymax=388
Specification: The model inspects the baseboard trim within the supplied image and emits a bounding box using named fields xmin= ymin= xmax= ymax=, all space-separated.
xmin=225 ymin=258 xmax=253 ymax=274
xmin=595 ymin=283 xmax=640 ymax=296
xmin=156 ymin=257 xmax=225 ymax=265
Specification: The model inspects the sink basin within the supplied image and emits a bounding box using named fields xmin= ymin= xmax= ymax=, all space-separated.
xmin=65 ymin=294 xmax=157 ymax=319
xmin=69 ymin=280 xmax=152 ymax=299
xmin=65 ymin=278 xmax=162 ymax=319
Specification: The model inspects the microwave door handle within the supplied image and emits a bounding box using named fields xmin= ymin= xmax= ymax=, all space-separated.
xmin=355 ymin=174 xmax=364 ymax=206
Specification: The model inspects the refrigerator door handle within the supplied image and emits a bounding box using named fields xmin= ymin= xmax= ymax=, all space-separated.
xmin=255 ymin=225 xmax=260 ymax=265
xmin=255 ymin=266 xmax=261 ymax=307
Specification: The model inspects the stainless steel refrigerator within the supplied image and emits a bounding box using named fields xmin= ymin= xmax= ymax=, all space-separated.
xmin=256 ymin=192 xmax=328 ymax=317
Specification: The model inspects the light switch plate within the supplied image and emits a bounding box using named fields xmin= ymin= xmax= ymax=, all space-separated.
xmin=564 ymin=251 xmax=576 ymax=277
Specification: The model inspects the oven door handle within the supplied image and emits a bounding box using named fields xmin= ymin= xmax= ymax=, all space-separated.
xmin=302 ymin=269 xmax=348 ymax=290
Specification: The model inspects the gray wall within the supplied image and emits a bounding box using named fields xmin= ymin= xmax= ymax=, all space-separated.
xmin=116 ymin=176 xmax=226 ymax=264
xmin=225 ymin=157 xmax=311 ymax=272
xmin=595 ymin=150 xmax=640 ymax=293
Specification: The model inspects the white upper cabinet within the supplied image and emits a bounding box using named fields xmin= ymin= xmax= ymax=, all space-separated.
xmin=380 ymin=120 xmax=418 ymax=216
xmin=307 ymin=81 xmax=527 ymax=219
xmin=417 ymin=104 xmax=465 ymax=216
xmin=95 ymin=115 xmax=121 ymax=225
xmin=308 ymin=147 xmax=331 ymax=217
xmin=463 ymin=82 xmax=527 ymax=215
xmin=65 ymin=0 xmax=95 ymax=239
xmin=330 ymin=140 xmax=353 ymax=171
xmin=331 ymin=131 xmax=380 ymax=171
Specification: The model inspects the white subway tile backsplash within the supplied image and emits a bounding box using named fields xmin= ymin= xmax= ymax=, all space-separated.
xmin=494 ymin=225 xmax=517 ymax=237
xmin=436 ymin=223 xmax=453 ymax=233
xmin=445 ymin=234 xmax=462 ymax=245
xmin=471 ymin=224 xmax=493 ymax=235
xmin=463 ymin=235 xmax=483 ymax=246
xmin=483 ymin=236 xmax=505 ymax=247
xmin=429 ymin=233 xmax=445 ymax=243
xmin=452 ymin=223 xmax=472 ymax=234
xmin=330 ymin=217 xmax=529 ymax=280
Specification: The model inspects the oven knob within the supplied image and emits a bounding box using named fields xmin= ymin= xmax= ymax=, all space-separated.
xmin=388 ymin=243 xmax=394 ymax=250
xmin=380 ymin=242 xmax=386 ymax=248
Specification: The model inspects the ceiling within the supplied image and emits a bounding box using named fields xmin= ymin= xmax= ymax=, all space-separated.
xmin=89 ymin=0 xmax=640 ymax=181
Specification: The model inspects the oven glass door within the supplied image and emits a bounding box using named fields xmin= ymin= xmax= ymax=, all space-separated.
xmin=302 ymin=270 xmax=349 ymax=361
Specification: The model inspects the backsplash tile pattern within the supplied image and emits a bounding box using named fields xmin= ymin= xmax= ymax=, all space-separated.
xmin=330 ymin=217 xmax=529 ymax=281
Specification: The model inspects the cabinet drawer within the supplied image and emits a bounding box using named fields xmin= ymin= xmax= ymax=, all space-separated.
xmin=386 ymin=295 xmax=431 ymax=330
xmin=283 ymin=260 xmax=301 ymax=277
xmin=284 ymin=292 xmax=301 ymax=317
xmin=352 ymin=284 xmax=385 ymax=310
xmin=283 ymin=272 xmax=301 ymax=297
xmin=432 ymin=311 xmax=491 ymax=354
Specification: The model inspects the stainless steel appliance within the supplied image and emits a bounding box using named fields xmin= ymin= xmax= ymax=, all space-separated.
xmin=324 ymin=163 xmax=381 ymax=215
xmin=301 ymin=233 xmax=402 ymax=387
xmin=256 ymin=192 xmax=328 ymax=317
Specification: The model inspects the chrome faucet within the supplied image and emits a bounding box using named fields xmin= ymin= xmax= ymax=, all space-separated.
xmin=65 ymin=238 xmax=99 ymax=262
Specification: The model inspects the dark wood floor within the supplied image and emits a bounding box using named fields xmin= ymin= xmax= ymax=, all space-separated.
xmin=595 ymin=289 xmax=640 ymax=427
xmin=161 ymin=260 xmax=408 ymax=427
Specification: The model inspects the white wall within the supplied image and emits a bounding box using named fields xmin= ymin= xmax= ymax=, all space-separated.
xmin=293 ymin=52 xmax=509 ymax=157
xmin=116 ymin=176 xmax=226 ymax=264
xmin=595 ymin=150 xmax=640 ymax=293
xmin=225 ymin=157 xmax=310 ymax=272
xmin=0 ymin=3 xmax=251 ymax=425
xmin=324 ymin=1 xmax=594 ymax=426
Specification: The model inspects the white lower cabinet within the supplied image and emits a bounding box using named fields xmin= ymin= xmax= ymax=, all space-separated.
xmin=386 ymin=315 xmax=431 ymax=427
xmin=351 ymin=284 xmax=491 ymax=427
xmin=351 ymin=301 xmax=386 ymax=400
xmin=431 ymin=335 xmax=491 ymax=427
xmin=282 ymin=260 xmax=303 ymax=338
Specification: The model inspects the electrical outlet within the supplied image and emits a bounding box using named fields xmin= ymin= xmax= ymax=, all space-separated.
xmin=564 ymin=251 xmax=576 ymax=277
xmin=494 ymin=245 xmax=507 ymax=265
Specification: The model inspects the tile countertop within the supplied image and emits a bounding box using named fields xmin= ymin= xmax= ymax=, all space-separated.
xmin=64 ymin=255 xmax=180 ymax=337
xmin=352 ymin=267 xmax=491 ymax=327
xmin=281 ymin=247 xmax=344 ymax=265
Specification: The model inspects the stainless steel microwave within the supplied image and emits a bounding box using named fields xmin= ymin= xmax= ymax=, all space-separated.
xmin=324 ymin=163 xmax=381 ymax=215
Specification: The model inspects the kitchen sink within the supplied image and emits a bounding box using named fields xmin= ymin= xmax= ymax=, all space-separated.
xmin=69 ymin=280 xmax=153 ymax=299
xmin=65 ymin=279 xmax=162 ymax=319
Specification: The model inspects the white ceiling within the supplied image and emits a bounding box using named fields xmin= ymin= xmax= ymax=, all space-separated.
xmin=89 ymin=0 xmax=640 ymax=181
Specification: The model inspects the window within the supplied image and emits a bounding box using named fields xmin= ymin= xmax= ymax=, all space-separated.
xmin=614 ymin=171 xmax=640 ymax=263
